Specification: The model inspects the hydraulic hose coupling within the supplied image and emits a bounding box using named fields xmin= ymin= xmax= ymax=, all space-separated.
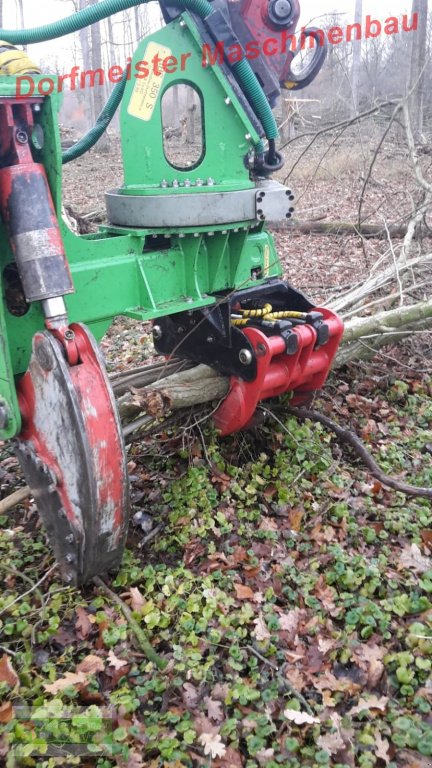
xmin=0 ymin=42 xmax=40 ymax=76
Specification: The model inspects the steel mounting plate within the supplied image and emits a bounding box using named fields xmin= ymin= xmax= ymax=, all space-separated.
xmin=15 ymin=324 xmax=129 ymax=585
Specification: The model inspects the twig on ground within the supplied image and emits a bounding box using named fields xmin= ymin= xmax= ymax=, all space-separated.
xmin=93 ymin=576 xmax=167 ymax=670
xmin=0 ymin=563 xmax=57 ymax=617
xmin=139 ymin=524 xmax=163 ymax=547
xmin=0 ymin=486 xmax=31 ymax=515
xmin=288 ymin=407 xmax=432 ymax=500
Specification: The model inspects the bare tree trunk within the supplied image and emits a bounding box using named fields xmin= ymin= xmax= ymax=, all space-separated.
xmin=351 ymin=0 xmax=362 ymax=116
xmin=78 ymin=0 xmax=95 ymax=127
xmin=186 ymin=87 xmax=196 ymax=144
xmin=172 ymin=86 xmax=180 ymax=131
xmin=88 ymin=0 xmax=110 ymax=152
xmin=409 ymin=0 xmax=429 ymax=140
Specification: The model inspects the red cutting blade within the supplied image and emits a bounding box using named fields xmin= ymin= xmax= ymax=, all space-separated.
xmin=15 ymin=324 xmax=129 ymax=585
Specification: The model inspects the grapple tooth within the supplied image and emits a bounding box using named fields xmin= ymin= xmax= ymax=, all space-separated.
xmin=15 ymin=324 xmax=129 ymax=585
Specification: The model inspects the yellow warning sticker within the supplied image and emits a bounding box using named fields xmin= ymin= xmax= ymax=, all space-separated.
xmin=128 ymin=42 xmax=172 ymax=122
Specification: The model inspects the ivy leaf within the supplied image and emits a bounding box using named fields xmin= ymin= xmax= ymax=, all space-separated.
xmin=198 ymin=732 xmax=227 ymax=759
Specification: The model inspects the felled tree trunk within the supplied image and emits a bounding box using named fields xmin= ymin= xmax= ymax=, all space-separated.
xmin=274 ymin=220 xmax=409 ymax=239
xmin=116 ymin=299 xmax=432 ymax=429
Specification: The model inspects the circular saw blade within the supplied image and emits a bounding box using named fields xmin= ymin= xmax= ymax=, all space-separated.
xmin=15 ymin=324 xmax=129 ymax=585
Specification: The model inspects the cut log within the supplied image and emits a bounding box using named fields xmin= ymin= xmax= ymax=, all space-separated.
xmin=116 ymin=299 xmax=432 ymax=431
xmin=272 ymin=219 xmax=409 ymax=239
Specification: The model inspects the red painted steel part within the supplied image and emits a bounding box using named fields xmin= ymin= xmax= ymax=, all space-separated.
xmin=16 ymin=324 xmax=129 ymax=584
xmin=239 ymin=0 xmax=301 ymax=83
xmin=213 ymin=309 xmax=344 ymax=436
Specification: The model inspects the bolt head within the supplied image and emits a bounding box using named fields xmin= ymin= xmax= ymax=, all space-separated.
xmin=239 ymin=349 xmax=253 ymax=366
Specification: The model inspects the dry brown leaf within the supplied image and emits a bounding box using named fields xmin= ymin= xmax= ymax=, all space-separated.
xmin=318 ymin=638 xmax=337 ymax=655
xmin=317 ymin=730 xmax=345 ymax=755
xmin=75 ymin=606 xmax=93 ymax=639
xmin=284 ymin=708 xmax=319 ymax=725
xmin=44 ymin=671 xmax=87 ymax=694
xmin=278 ymin=608 xmax=303 ymax=633
xmin=398 ymin=749 xmax=432 ymax=767
xmin=213 ymin=746 xmax=243 ymax=768
xmin=234 ymin=583 xmax=255 ymax=601
xmin=256 ymin=748 xmax=275 ymax=764
xmin=374 ymin=731 xmax=390 ymax=764
xmin=0 ymin=655 xmax=19 ymax=688
xmin=204 ymin=696 xmax=224 ymax=722
xmin=107 ymin=650 xmax=128 ymax=670
xmin=129 ymin=586 xmax=146 ymax=612
xmin=212 ymin=683 xmax=229 ymax=701
xmin=198 ymin=733 xmax=227 ymax=759
xmin=399 ymin=543 xmax=431 ymax=574
xmin=285 ymin=667 xmax=306 ymax=692
xmin=355 ymin=643 xmax=385 ymax=688
xmin=76 ymin=654 xmax=105 ymax=675
xmin=288 ymin=508 xmax=304 ymax=532
xmin=349 ymin=695 xmax=389 ymax=716
xmin=253 ymin=614 xmax=271 ymax=641
xmin=0 ymin=702 xmax=14 ymax=724
xmin=312 ymin=670 xmax=360 ymax=694
xmin=182 ymin=682 xmax=200 ymax=709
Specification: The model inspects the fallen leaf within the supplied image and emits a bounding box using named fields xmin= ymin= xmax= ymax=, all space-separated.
xmin=317 ymin=730 xmax=345 ymax=755
xmin=44 ymin=671 xmax=87 ymax=694
xmin=0 ymin=655 xmax=19 ymax=688
xmin=374 ymin=731 xmax=390 ymax=764
xmin=107 ymin=650 xmax=128 ymax=670
xmin=0 ymin=702 xmax=13 ymax=724
xmin=75 ymin=606 xmax=93 ymax=639
xmin=256 ymin=748 xmax=275 ymax=764
xmin=204 ymin=696 xmax=224 ymax=722
xmin=234 ymin=583 xmax=255 ymax=601
xmin=421 ymin=529 xmax=432 ymax=549
xmin=213 ymin=747 xmax=243 ymax=768
xmin=288 ymin=508 xmax=304 ymax=532
xmin=182 ymin=682 xmax=200 ymax=709
xmin=398 ymin=749 xmax=432 ymax=767
xmin=76 ymin=654 xmax=104 ymax=675
xmin=318 ymin=638 xmax=337 ymax=655
xmin=355 ymin=643 xmax=385 ymax=688
xmin=399 ymin=543 xmax=431 ymax=574
xmin=129 ymin=587 xmax=146 ymax=612
xmin=278 ymin=608 xmax=303 ymax=634
xmin=283 ymin=708 xmax=319 ymax=725
xmin=212 ymin=683 xmax=229 ymax=701
xmin=349 ymin=695 xmax=389 ymax=716
xmin=253 ymin=614 xmax=271 ymax=641
xmin=198 ymin=733 xmax=227 ymax=759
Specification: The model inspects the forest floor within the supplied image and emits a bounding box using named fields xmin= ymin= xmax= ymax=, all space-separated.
xmin=0 ymin=124 xmax=431 ymax=767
